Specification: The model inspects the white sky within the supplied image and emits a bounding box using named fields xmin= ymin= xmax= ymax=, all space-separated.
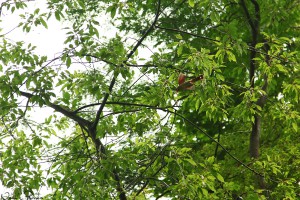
xmin=1 ymin=0 xmax=65 ymax=57
xmin=0 ymin=0 xmax=67 ymax=196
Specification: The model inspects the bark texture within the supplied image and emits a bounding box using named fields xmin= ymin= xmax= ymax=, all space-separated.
xmin=240 ymin=0 xmax=269 ymax=189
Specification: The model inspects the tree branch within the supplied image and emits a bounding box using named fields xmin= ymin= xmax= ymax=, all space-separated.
xmin=19 ymin=90 xmax=92 ymax=127
xmin=155 ymin=25 xmax=219 ymax=43
xmin=135 ymin=163 xmax=167 ymax=197
xmin=155 ymin=24 xmax=288 ymax=64
xmin=163 ymin=109 xmax=278 ymax=184
xmin=90 ymin=0 xmax=162 ymax=135
xmin=73 ymin=101 xmax=180 ymax=114
xmin=85 ymin=2 xmax=162 ymax=199
xmin=240 ymin=0 xmax=255 ymax=32
xmin=240 ymin=0 xmax=260 ymax=89
xmin=126 ymin=141 xmax=171 ymax=190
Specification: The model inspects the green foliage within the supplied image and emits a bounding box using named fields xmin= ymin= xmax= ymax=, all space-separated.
xmin=0 ymin=0 xmax=300 ymax=199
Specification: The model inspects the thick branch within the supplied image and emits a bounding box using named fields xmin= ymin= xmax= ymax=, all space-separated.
xmin=113 ymin=168 xmax=127 ymax=200
xmin=19 ymin=91 xmax=92 ymax=127
xmin=87 ymin=2 xmax=162 ymax=199
xmin=240 ymin=0 xmax=255 ymax=32
xmin=250 ymin=43 xmax=269 ymax=160
xmin=240 ymin=0 xmax=262 ymax=159
xmin=90 ymin=0 xmax=162 ymax=133
xmin=241 ymin=0 xmax=268 ymax=189
xmin=240 ymin=0 xmax=260 ymax=88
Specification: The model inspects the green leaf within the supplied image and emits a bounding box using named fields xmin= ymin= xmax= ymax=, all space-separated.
xmin=54 ymin=10 xmax=61 ymax=21
xmin=275 ymin=64 xmax=287 ymax=73
xmin=175 ymin=34 xmax=183 ymax=39
xmin=177 ymin=45 xmax=183 ymax=56
xmin=40 ymin=17 xmax=48 ymax=29
xmin=188 ymin=0 xmax=195 ymax=7
xmin=185 ymin=158 xmax=197 ymax=166
xmin=255 ymin=43 xmax=264 ymax=48
xmin=78 ymin=0 xmax=85 ymax=9
xmin=292 ymin=122 xmax=297 ymax=132
xmin=66 ymin=56 xmax=71 ymax=67
xmin=216 ymin=173 xmax=224 ymax=182
xmin=34 ymin=8 xmax=40 ymax=14
xmin=211 ymin=11 xmax=220 ymax=22
xmin=201 ymin=188 xmax=208 ymax=197
xmin=226 ymin=51 xmax=236 ymax=62
xmin=207 ymin=156 xmax=215 ymax=164
xmin=107 ymin=4 xmax=117 ymax=19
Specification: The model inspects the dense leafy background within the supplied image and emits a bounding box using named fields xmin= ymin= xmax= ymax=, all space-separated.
xmin=0 ymin=0 xmax=299 ymax=199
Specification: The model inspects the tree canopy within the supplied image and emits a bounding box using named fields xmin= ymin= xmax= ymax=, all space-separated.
xmin=0 ymin=0 xmax=300 ymax=199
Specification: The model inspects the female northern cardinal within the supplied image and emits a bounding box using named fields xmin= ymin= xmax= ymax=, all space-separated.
xmin=178 ymin=73 xmax=186 ymax=85
xmin=176 ymin=73 xmax=203 ymax=91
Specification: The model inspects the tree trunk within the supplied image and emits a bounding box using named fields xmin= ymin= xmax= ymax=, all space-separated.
xmin=250 ymin=115 xmax=260 ymax=158
xmin=240 ymin=0 xmax=267 ymax=189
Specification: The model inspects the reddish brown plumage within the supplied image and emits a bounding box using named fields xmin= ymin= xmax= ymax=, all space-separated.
xmin=178 ymin=73 xmax=186 ymax=85
xmin=176 ymin=74 xmax=203 ymax=91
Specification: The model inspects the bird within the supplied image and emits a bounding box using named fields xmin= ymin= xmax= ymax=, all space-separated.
xmin=176 ymin=73 xmax=203 ymax=91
